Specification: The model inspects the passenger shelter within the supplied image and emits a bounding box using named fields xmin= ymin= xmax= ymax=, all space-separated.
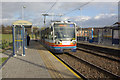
xmin=12 ymin=20 xmax=32 ymax=56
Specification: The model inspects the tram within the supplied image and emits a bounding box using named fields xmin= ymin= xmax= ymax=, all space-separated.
xmin=39 ymin=21 xmax=77 ymax=53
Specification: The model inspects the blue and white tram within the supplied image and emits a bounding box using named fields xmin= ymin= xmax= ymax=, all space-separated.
xmin=39 ymin=21 xmax=77 ymax=53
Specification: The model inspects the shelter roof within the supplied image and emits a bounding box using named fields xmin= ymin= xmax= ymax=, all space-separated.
xmin=12 ymin=20 xmax=32 ymax=26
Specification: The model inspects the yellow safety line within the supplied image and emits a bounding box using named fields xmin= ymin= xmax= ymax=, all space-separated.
xmin=15 ymin=40 xmax=23 ymax=42
xmin=48 ymin=51 xmax=83 ymax=79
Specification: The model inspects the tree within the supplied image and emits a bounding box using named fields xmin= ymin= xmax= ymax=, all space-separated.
xmin=2 ymin=25 xmax=5 ymax=34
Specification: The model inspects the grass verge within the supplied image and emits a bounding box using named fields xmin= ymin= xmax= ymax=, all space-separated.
xmin=0 ymin=57 xmax=8 ymax=65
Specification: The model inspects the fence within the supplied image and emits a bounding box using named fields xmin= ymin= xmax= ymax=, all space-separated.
xmin=77 ymin=26 xmax=120 ymax=47
xmin=0 ymin=34 xmax=13 ymax=49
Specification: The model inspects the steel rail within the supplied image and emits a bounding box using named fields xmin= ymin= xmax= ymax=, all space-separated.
xmin=55 ymin=54 xmax=87 ymax=80
xmin=66 ymin=53 xmax=120 ymax=79
xmin=77 ymin=47 xmax=120 ymax=63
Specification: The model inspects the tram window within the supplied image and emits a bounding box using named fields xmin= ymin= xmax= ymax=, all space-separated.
xmin=48 ymin=30 xmax=53 ymax=40
xmin=51 ymin=27 xmax=53 ymax=31
xmin=51 ymin=32 xmax=53 ymax=35
xmin=45 ymin=35 xmax=47 ymax=39
xmin=49 ymin=35 xmax=53 ymax=40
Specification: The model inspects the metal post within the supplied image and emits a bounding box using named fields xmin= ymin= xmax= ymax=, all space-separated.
xmin=91 ymin=28 xmax=94 ymax=42
xmin=85 ymin=31 xmax=88 ymax=41
xmin=25 ymin=31 xmax=27 ymax=49
xmin=52 ymin=13 xmax=54 ymax=21
xmin=118 ymin=25 xmax=120 ymax=48
xmin=22 ymin=6 xmax=26 ymax=20
xmin=21 ymin=29 xmax=22 ymax=48
xmin=22 ymin=6 xmax=23 ymax=20
xmin=44 ymin=15 xmax=46 ymax=27
xmin=12 ymin=25 xmax=16 ymax=56
xmin=22 ymin=25 xmax=25 ymax=56
xmin=98 ymin=29 xmax=100 ymax=44
xmin=79 ymin=8 xmax=82 ymax=36
xmin=18 ymin=27 xmax=21 ymax=49
xmin=31 ymin=27 xmax=33 ymax=39
xmin=81 ymin=27 xmax=82 ymax=36
xmin=16 ymin=27 xmax=19 ymax=53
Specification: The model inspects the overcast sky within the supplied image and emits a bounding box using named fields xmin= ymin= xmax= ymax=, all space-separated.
xmin=0 ymin=0 xmax=119 ymax=28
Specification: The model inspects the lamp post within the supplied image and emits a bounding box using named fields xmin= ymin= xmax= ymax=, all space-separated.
xmin=79 ymin=8 xmax=82 ymax=36
xmin=22 ymin=6 xmax=26 ymax=20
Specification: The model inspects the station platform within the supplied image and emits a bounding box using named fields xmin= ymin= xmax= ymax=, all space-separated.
xmin=77 ymin=41 xmax=120 ymax=50
xmin=1 ymin=41 xmax=81 ymax=79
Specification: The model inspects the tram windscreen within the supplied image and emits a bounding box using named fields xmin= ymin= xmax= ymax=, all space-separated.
xmin=54 ymin=24 xmax=75 ymax=39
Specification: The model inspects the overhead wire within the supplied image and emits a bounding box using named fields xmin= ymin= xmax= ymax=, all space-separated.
xmin=43 ymin=0 xmax=59 ymax=24
xmin=45 ymin=0 xmax=58 ymax=14
xmin=63 ymin=0 xmax=94 ymax=16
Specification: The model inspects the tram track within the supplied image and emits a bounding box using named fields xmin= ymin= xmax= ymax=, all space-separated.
xmin=77 ymin=43 xmax=120 ymax=58
xmin=77 ymin=47 xmax=120 ymax=63
xmin=55 ymin=53 xmax=120 ymax=79
xmin=54 ymin=54 xmax=87 ymax=80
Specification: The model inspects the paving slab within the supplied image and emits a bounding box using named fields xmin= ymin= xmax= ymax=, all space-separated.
xmin=2 ymin=41 xmax=51 ymax=78
xmin=1 ymin=41 xmax=80 ymax=79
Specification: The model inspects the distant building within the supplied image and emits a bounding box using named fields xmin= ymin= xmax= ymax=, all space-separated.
xmin=113 ymin=22 xmax=120 ymax=27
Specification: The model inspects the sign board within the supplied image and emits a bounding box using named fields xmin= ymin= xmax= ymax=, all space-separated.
xmin=113 ymin=30 xmax=119 ymax=39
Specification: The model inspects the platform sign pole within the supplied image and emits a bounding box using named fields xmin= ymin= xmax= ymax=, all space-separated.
xmin=12 ymin=25 xmax=16 ymax=56
xmin=22 ymin=25 xmax=25 ymax=56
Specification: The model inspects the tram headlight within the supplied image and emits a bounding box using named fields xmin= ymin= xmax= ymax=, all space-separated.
xmin=55 ymin=42 xmax=57 ymax=44
xmin=73 ymin=41 xmax=76 ymax=44
xmin=58 ymin=42 xmax=60 ymax=44
xmin=55 ymin=41 xmax=60 ymax=44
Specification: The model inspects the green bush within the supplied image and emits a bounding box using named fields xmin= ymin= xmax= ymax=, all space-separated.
xmin=2 ymin=40 xmax=9 ymax=49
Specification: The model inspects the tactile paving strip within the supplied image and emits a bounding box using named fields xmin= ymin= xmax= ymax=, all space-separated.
xmin=39 ymin=50 xmax=64 ymax=78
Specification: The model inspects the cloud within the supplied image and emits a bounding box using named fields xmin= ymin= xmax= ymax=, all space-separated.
xmin=79 ymin=13 xmax=117 ymax=27
xmin=61 ymin=16 xmax=91 ymax=23
xmin=59 ymin=13 xmax=118 ymax=28
xmin=1 ymin=2 xmax=118 ymax=28
xmin=0 ymin=2 xmax=1 ymax=17
xmin=94 ymin=13 xmax=116 ymax=19
xmin=61 ymin=16 xmax=70 ymax=21
xmin=2 ymin=0 xmax=120 ymax=2
xmin=74 ymin=16 xmax=91 ymax=21
xmin=1 ymin=2 xmax=86 ymax=26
